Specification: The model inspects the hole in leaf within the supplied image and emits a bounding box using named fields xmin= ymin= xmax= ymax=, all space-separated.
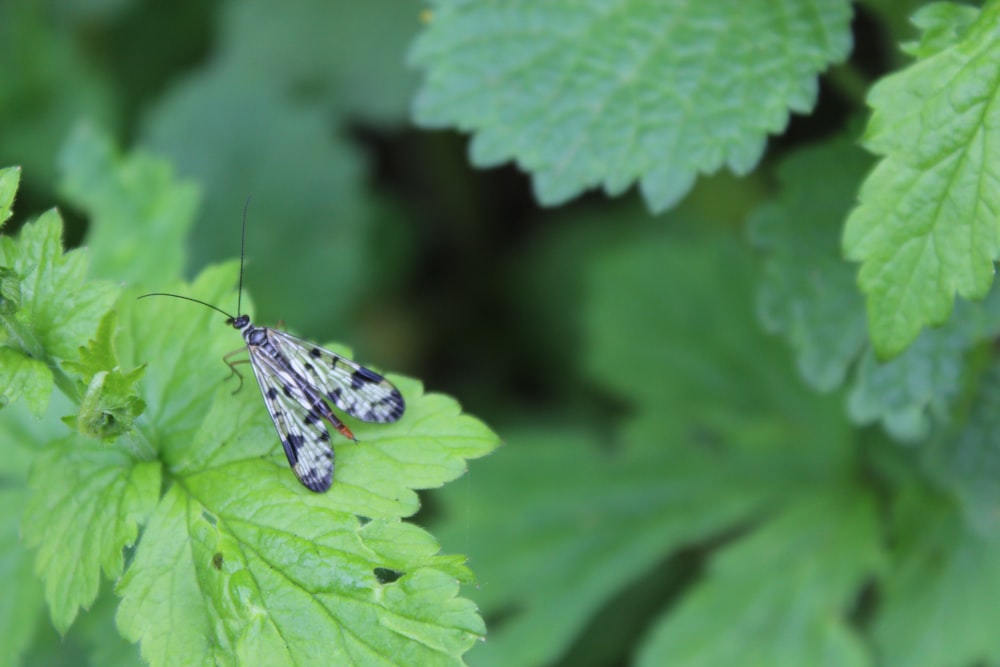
xmin=373 ymin=567 xmax=403 ymax=584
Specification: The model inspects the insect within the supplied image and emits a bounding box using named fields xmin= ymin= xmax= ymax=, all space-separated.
xmin=139 ymin=203 xmax=405 ymax=492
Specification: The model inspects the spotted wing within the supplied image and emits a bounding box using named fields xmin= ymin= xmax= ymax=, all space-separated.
xmin=245 ymin=345 xmax=335 ymax=492
xmin=266 ymin=329 xmax=405 ymax=424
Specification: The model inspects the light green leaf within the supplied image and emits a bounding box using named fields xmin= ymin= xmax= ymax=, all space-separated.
xmin=0 ymin=210 xmax=118 ymax=361
xmin=0 ymin=486 xmax=45 ymax=667
xmin=22 ymin=437 xmax=160 ymax=633
xmin=411 ymin=0 xmax=852 ymax=211
xmin=748 ymin=138 xmax=870 ymax=392
xmin=0 ymin=347 xmax=53 ymax=416
xmin=874 ymin=489 xmax=1000 ymax=667
xmin=63 ymin=308 xmax=122 ymax=382
xmin=58 ymin=123 xmax=201 ymax=287
xmin=113 ymin=264 xmax=495 ymax=665
xmin=901 ymin=2 xmax=980 ymax=58
xmin=118 ymin=474 xmax=483 ymax=666
xmin=843 ymin=3 xmax=1000 ymax=358
xmin=0 ymin=166 xmax=19 ymax=230
xmin=68 ymin=368 xmax=147 ymax=440
xmin=63 ymin=310 xmax=147 ymax=440
xmin=637 ymin=489 xmax=881 ymax=667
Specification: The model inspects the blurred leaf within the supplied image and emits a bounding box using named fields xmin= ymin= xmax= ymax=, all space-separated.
xmin=0 ymin=485 xmax=44 ymax=667
xmin=637 ymin=489 xmax=880 ymax=667
xmin=141 ymin=67 xmax=378 ymax=336
xmin=434 ymin=228 xmax=864 ymax=666
xmin=411 ymin=0 xmax=852 ymax=211
xmin=0 ymin=166 xmax=19 ymax=229
xmin=109 ymin=264 xmax=496 ymax=665
xmin=58 ymin=123 xmax=201 ymax=287
xmin=585 ymin=227 xmax=810 ymax=421
xmin=54 ymin=0 xmax=139 ymax=22
xmin=435 ymin=415 xmax=853 ymax=667
xmin=0 ymin=1 xmax=118 ymax=190
xmin=22 ymin=437 xmax=159 ymax=633
xmin=901 ymin=2 xmax=980 ymax=58
xmin=847 ymin=287 xmax=1000 ymax=442
xmin=874 ymin=487 xmax=1000 ymax=666
xmin=863 ymin=0 xmax=944 ymax=57
xmin=221 ymin=0 xmax=421 ymax=123
xmin=748 ymin=138 xmax=870 ymax=392
xmin=843 ymin=3 xmax=1000 ymax=358
xmin=0 ymin=347 xmax=53 ymax=416
xmin=926 ymin=363 xmax=1000 ymax=536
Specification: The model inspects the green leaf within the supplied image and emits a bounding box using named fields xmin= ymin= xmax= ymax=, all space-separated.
xmin=584 ymin=228 xmax=812 ymax=420
xmin=220 ymin=0 xmax=421 ymax=123
xmin=435 ymin=229 xmax=860 ymax=666
xmin=22 ymin=436 xmax=160 ymax=633
xmin=843 ymin=3 xmax=1000 ymax=358
xmin=67 ymin=368 xmax=147 ymax=440
xmin=901 ymin=2 xmax=980 ymax=58
xmin=749 ymin=138 xmax=871 ymax=392
xmin=57 ymin=123 xmax=201 ymax=287
xmin=63 ymin=308 xmax=122 ymax=382
xmin=0 ymin=347 xmax=53 ymax=416
xmin=847 ymin=286 xmax=1000 ymax=442
xmin=110 ymin=264 xmax=496 ymax=665
xmin=638 ymin=489 xmax=881 ymax=667
xmin=117 ymin=474 xmax=483 ymax=666
xmin=0 ymin=166 xmax=19 ymax=230
xmin=873 ymin=488 xmax=1000 ymax=667
xmin=0 ymin=210 xmax=118 ymax=362
xmin=411 ymin=0 xmax=852 ymax=211
xmin=434 ymin=425 xmax=807 ymax=667
xmin=62 ymin=310 xmax=147 ymax=440
xmin=0 ymin=485 xmax=45 ymax=667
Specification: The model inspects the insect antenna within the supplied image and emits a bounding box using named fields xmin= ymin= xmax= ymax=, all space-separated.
xmin=236 ymin=196 xmax=251 ymax=317
xmin=136 ymin=293 xmax=236 ymax=320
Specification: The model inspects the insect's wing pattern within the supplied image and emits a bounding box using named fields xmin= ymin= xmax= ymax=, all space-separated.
xmin=268 ymin=330 xmax=406 ymax=424
xmin=246 ymin=348 xmax=334 ymax=492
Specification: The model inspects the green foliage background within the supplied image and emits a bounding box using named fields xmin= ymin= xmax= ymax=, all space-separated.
xmin=3 ymin=0 xmax=1000 ymax=666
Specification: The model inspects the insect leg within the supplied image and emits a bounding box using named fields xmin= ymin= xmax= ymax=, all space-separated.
xmin=223 ymin=349 xmax=252 ymax=394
